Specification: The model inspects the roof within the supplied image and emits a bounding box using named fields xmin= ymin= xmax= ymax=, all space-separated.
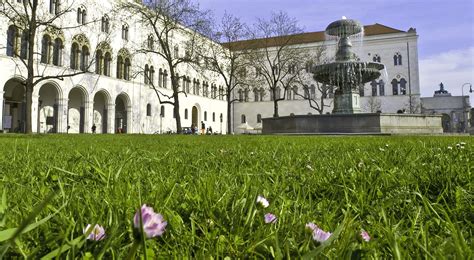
xmin=224 ymin=23 xmax=406 ymax=51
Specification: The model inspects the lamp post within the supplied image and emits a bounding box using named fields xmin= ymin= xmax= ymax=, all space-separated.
xmin=461 ymin=83 xmax=472 ymax=132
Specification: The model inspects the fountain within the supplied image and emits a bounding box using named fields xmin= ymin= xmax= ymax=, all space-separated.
xmin=313 ymin=17 xmax=384 ymax=114
xmin=262 ymin=18 xmax=443 ymax=135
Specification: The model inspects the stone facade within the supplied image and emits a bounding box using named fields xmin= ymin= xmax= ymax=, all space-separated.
xmin=231 ymin=25 xmax=421 ymax=133
xmin=0 ymin=0 xmax=228 ymax=134
xmin=421 ymin=84 xmax=472 ymax=133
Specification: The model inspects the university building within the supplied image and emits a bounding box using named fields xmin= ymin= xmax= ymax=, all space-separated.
xmin=230 ymin=24 xmax=421 ymax=132
xmin=1 ymin=0 xmax=421 ymax=134
xmin=0 ymin=0 xmax=228 ymax=134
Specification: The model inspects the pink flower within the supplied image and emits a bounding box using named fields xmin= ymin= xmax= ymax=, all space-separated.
xmin=133 ymin=204 xmax=167 ymax=238
xmin=361 ymin=230 xmax=371 ymax=242
xmin=306 ymin=222 xmax=332 ymax=242
xmin=83 ymin=224 xmax=106 ymax=241
xmin=264 ymin=213 xmax=277 ymax=224
xmin=256 ymin=195 xmax=269 ymax=208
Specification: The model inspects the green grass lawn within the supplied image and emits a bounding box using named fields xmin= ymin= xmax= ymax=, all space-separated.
xmin=0 ymin=134 xmax=472 ymax=258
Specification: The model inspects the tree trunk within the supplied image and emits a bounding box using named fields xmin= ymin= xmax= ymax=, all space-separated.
xmin=227 ymin=93 xmax=232 ymax=134
xmin=173 ymin=93 xmax=182 ymax=134
xmin=273 ymin=99 xmax=279 ymax=118
xmin=25 ymin=85 xmax=33 ymax=134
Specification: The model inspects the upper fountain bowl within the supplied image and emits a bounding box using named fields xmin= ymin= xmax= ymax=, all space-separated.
xmin=326 ymin=18 xmax=363 ymax=38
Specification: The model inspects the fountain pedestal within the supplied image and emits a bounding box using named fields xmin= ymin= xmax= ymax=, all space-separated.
xmin=333 ymin=92 xmax=361 ymax=114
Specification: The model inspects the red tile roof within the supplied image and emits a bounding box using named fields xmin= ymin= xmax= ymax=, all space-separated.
xmin=224 ymin=23 xmax=405 ymax=51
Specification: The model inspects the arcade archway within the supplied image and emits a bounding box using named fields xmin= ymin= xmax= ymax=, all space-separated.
xmin=3 ymin=78 xmax=26 ymax=133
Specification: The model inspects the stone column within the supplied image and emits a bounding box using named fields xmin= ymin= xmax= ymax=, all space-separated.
xmin=57 ymin=98 xmax=68 ymax=133
xmin=32 ymin=94 xmax=39 ymax=133
xmin=0 ymin=91 xmax=4 ymax=132
xmin=126 ymin=105 xmax=132 ymax=134
xmin=83 ymin=101 xmax=93 ymax=133
xmin=107 ymin=103 xmax=115 ymax=134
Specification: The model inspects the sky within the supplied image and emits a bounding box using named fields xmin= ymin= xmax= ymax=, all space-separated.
xmin=199 ymin=0 xmax=474 ymax=102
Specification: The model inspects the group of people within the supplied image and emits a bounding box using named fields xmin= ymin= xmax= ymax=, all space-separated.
xmin=189 ymin=121 xmax=213 ymax=135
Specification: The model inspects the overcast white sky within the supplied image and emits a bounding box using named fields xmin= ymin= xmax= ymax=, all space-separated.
xmin=199 ymin=0 xmax=474 ymax=102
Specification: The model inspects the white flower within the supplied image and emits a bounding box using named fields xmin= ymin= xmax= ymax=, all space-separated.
xmin=256 ymin=195 xmax=269 ymax=208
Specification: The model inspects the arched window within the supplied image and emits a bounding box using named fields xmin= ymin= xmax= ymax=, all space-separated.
xmin=174 ymin=45 xmax=179 ymax=58
xmin=220 ymin=113 xmax=223 ymax=123
xmin=257 ymin=114 xmax=262 ymax=123
xmin=379 ymin=80 xmax=385 ymax=96
xmin=394 ymin=52 xmax=402 ymax=66
xmin=80 ymin=45 xmax=89 ymax=71
xmin=241 ymin=114 xmax=246 ymax=123
xmin=186 ymin=77 xmax=190 ymax=93
xmin=20 ymin=30 xmax=29 ymax=59
xmin=163 ymin=70 xmax=168 ymax=88
xmin=292 ymin=86 xmax=298 ymax=100
xmin=95 ymin=50 xmax=103 ymax=74
xmin=238 ymin=89 xmax=243 ymax=102
xmin=184 ymin=109 xmax=188 ymax=119
xmin=41 ymin=35 xmax=52 ymax=64
xmin=147 ymin=35 xmax=154 ymax=49
xmin=392 ymin=79 xmax=399 ymax=95
xmin=104 ymin=52 xmax=111 ymax=76
xmin=399 ymin=78 xmax=407 ymax=95
xmin=373 ymin=54 xmax=381 ymax=63
xmin=146 ymin=104 xmax=152 ymax=116
xmin=117 ymin=56 xmax=123 ymax=79
xmin=310 ymin=84 xmax=316 ymax=99
xmin=159 ymin=69 xmax=163 ymax=87
xmin=371 ymin=80 xmax=378 ymax=96
xmin=244 ymin=88 xmax=249 ymax=102
xmin=101 ymin=16 xmax=110 ymax=33
xmin=124 ymin=58 xmax=131 ymax=80
xmin=77 ymin=7 xmax=86 ymax=25
xmin=196 ymin=80 xmax=200 ymax=94
xmin=259 ymin=88 xmax=265 ymax=101
xmin=303 ymin=85 xmax=309 ymax=99
xmin=204 ymin=111 xmax=207 ymax=121
xmin=253 ymin=88 xmax=259 ymax=102
xmin=6 ymin=25 xmax=18 ymax=57
xmin=122 ymin=24 xmax=129 ymax=40
xmin=160 ymin=105 xmax=165 ymax=117
xmin=50 ymin=0 xmax=60 ymax=15
xmin=52 ymin=38 xmax=63 ymax=66
xmin=150 ymin=66 xmax=155 ymax=85
xmin=219 ymin=86 xmax=224 ymax=100
xmin=212 ymin=112 xmax=215 ymax=122
xmin=286 ymin=88 xmax=292 ymax=100
xmin=70 ymin=42 xmax=79 ymax=69
xmin=144 ymin=65 xmax=150 ymax=84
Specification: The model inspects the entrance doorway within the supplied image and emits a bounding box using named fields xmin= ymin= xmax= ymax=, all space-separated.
xmin=3 ymin=78 xmax=26 ymax=133
xmin=192 ymin=106 xmax=198 ymax=128
xmin=68 ymin=87 xmax=86 ymax=133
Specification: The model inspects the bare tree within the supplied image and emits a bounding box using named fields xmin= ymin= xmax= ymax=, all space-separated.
xmin=293 ymin=45 xmax=333 ymax=114
xmin=246 ymin=11 xmax=307 ymax=118
xmin=405 ymin=94 xmax=421 ymax=113
xmin=200 ymin=13 xmax=250 ymax=134
xmin=0 ymin=0 xmax=100 ymax=133
xmin=119 ymin=0 xmax=211 ymax=134
xmin=365 ymin=96 xmax=382 ymax=113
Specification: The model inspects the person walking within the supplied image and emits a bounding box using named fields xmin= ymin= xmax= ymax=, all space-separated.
xmin=201 ymin=121 xmax=205 ymax=135
xmin=92 ymin=124 xmax=97 ymax=134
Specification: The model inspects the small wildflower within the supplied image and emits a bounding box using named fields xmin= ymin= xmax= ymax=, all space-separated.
xmin=264 ymin=213 xmax=277 ymax=224
xmin=306 ymin=222 xmax=332 ymax=242
xmin=83 ymin=224 xmax=106 ymax=241
xmin=256 ymin=195 xmax=269 ymax=208
xmin=306 ymin=165 xmax=314 ymax=171
xmin=460 ymin=142 xmax=466 ymax=146
xmin=379 ymin=148 xmax=385 ymax=152
xmin=447 ymin=146 xmax=453 ymax=150
xmin=133 ymin=204 xmax=167 ymax=238
xmin=361 ymin=230 xmax=371 ymax=242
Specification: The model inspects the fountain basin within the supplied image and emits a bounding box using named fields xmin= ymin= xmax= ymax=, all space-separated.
xmin=262 ymin=114 xmax=443 ymax=135
xmin=313 ymin=62 xmax=385 ymax=88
